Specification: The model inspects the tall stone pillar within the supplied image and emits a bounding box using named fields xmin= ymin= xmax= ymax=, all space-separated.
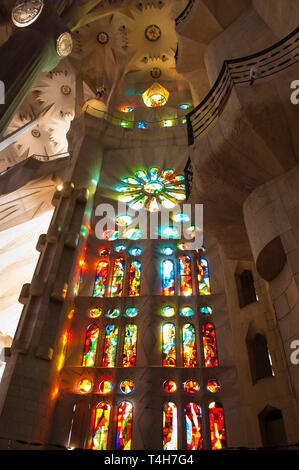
xmin=244 ymin=165 xmax=299 ymax=422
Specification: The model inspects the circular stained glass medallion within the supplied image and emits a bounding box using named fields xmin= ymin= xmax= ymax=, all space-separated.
xmin=162 ymin=306 xmax=175 ymax=318
xmin=207 ymin=380 xmax=221 ymax=393
xmin=105 ymin=308 xmax=120 ymax=318
xmin=120 ymin=380 xmax=134 ymax=394
xmin=78 ymin=378 xmax=92 ymax=394
xmin=97 ymin=31 xmax=109 ymax=44
xmin=180 ymin=307 xmax=194 ymax=317
xmin=125 ymin=308 xmax=138 ymax=318
xmin=98 ymin=380 xmax=113 ymax=394
xmin=184 ymin=380 xmax=200 ymax=394
xmin=88 ymin=308 xmax=102 ymax=319
xmin=163 ymin=380 xmax=177 ymax=393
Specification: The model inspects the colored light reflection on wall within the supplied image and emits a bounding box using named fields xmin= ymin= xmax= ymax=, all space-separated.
xmin=209 ymin=402 xmax=227 ymax=450
xmin=122 ymin=324 xmax=137 ymax=367
xmin=182 ymin=324 xmax=197 ymax=367
xmin=109 ymin=258 xmax=125 ymax=297
xmin=92 ymin=402 xmax=111 ymax=450
xmin=93 ymin=261 xmax=109 ymax=297
xmin=185 ymin=403 xmax=203 ymax=450
xmin=162 ymin=260 xmax=175 ymax=296
xmin=128 ymin=261 xmax=141 ymax=296
xmin=178 ymin=256 xmax=193 ymax=296
xmin=82 ymin=324 xmax=99 ymax=367
xmin=202 ymin=323 xmax=218 ymax=367
xmin=162 ymin=323 xmax=176 ymax=367
xmin=197 ymin=258 xmax=211 ymax=295
xmin=163 ymin=402 xmax=178 ymax=450
xmin=116 ymin=401 xmax=133 ymax=450
xmin=102 ymin=325 xmax=118 ymax=367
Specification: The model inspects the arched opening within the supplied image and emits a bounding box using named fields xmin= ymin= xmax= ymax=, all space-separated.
xmin=246 ymin=332 xmax=274 ymax=384
xmin=235 ymin=269 xmax=257 ymax=308
xmin=258 ymin=406 xmax=288 ymax=448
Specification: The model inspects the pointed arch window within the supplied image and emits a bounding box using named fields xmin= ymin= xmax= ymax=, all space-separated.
xmin=208 ymin=402 xmax=227 ymax=450
xmin=178 ymin=255 xmax=193 ymax=296
xmin=82 ymin=323 xmax=99 ymax=367
xmin=109 ymin=258 xmax=125 ymax=297
xmin=116 ymin=401 xmax=133 ymax=450
xmin=163 ymin=402 xmax=178 ymax=450
xmin=128 ymin=260 xmax=141 ymax=296
xmin=102 ymin=325 xmax=118 ymax=367
xmin=162 ymin=323 xmax=176 ymax=367
xmin=202 ymin=323 xmax=218 ymax=367
xmin=182 ymin=324 xmax=197 ymax=367
xmin=185 ymin=403 xmax=203 ymax=450
xmin=93 ymin=260 xmax=109 ymax=297
xmin=162 ymin=259 xmax=175 ymax=296
xmin=122 ymin=324 xmax=138 ymax=367
xmin=91 ymin=402 xmax=111 ymax=450
xmin=197 ymin=258 xmax=211 ymax=295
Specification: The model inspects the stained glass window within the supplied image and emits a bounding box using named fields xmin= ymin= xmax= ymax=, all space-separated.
xmin=197 ymin=258 xmax=211 ymax=295
xmin=163 ymin=402 xmax=178 ymax=450
xmin=162 ymin=306 xmax=175 ymax=318
xmin=89 ymin=308 xmax=102 ymax=318
xmin=184 ymin=380 xmax=200 ymax=394
xmin=182 ymin=324 xmax=197 ymax=367
xmin=178 ymin=256 xmax=193 ymax=296
xmin=93 ymin=261 xmax=109 ymax=297
xmin=92 ymin=402 xmax=111 ymax=450
xmin=120 ymin=380 xmax=134 ymax=394
xmin=180 ymin=307 xmax=194 ymax=317
xmin=124 ymin=308 xmax=138 ymax=318
xmin=116 ymin=401 xmax=133 ymax=450
xmin=78 ymin=378 xmax=92 ymax=394
xmin=185 ymin=403 xmax=203 ymax=450
xmin=162 ymin=323 xmax=176 ymax=367
xmin=202 ymin=323 xmax=218 ymax=367
xmin=207 ymin=380 xmax=221 ymax=393
xmin=82 ymin=324 xmax=99 ymax=367
xmin=209 ymin=402 xmax=227 ymax=450
xmin=122 ymin=324 xmax=137 ymax=367
xmin=102 ymin=325 xmax=118 ymax=367
xmin=162 ymin=260 xmax=175 ymax=296
xmin=163 ymin=380 xmax=177 ymax=393
xmin=105 ymin=308 xmax=120 ymax=318
xmin=128 ymin=261 xmax=141 ymax=296
xmin=200 ymin=306 xmax=212 ymax=316
xmin=109 ymin=258 xmax=125 ymax=297
xmin=98 ymin=380 xmax=113 ymax=394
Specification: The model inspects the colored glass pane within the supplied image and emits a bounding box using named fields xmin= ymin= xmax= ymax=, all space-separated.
xmin=120 ymin=380 xmax=134 ymax=394
xmin=82 ymin=324 xmax=99 ymax=367
xmin=78 ymin=378 xmax=92 ymax=394
xmin=178 ymin=256 xmax=193 ymax=296
xmin=172 ymin=213 xmax=190 ymax=223
xmin=128 ymin=261 xmax=141 ymax=296
xmin=196 ymin=246 xmax=206 ymax=254
xmin=209 ymin=402 xmax=227 ymax=450
xmin=163 ymin=380 xmax=176 ymax=393
xmin=185 ymin=403 xmax=203 ymax=450
xmin=115 ymin=215 xmax=133 ymax=227
xmin=98 ymin=248 xmax=109 ymax=256
xmin=162 ymin=306 xmax=175 ymax=318
xmin=161 ymin=226 xmax=180 ymax=239
xmin=200 ymin=306 xmax=212 ymax=316
xmin=92 ymin=402 xmax=111 ymax=450
xmin=114 ymin=244 xmax=127 ymax=253
xmin=125 ymin=308 xmax=138 ymax=318
xmin=109 ymin=258 xmax=125 ymax=297
xmin=98 ymin=380 xmax=113 ymax=394
xmin=129 ymin=247 xmax=142 ymax=256
xmin=102 ymin=325 xmax=118 ymax=367
xmin=202 ymin=323 xmax=218 ymax=367
xmin=122 ymin=324 xmax=138 ymax=367
xmin=163 ymin=402 xmax=178 ymax=450
xmin=180 ymin=307 xmax=194 ymax=317
xmin=105 ymin=308 xmax=120 ymax=318
xmin=182 ymin=324 xmax=197 ymax=367
xmin=162 ymin=323 xmax=176 ymax=367
xmin=197 ymin=258 xmax=211 ymax=295
xmin=103 ymin=229 xmax=119 ymax=241
xmin=184 ymin=380 xmax=200 ymax=394
xmin=116 ymin=401 xmax=133 ymax=450
xmin=161 ymin=247 xmax=174 ymax=255
xmin=159 ymin=194 xmax=177 ymax=209
xmin=207 ymin=380 xmax=221 ymax=393
xmin=162 ymin=260 xmax=175 ymax=296
xmin=89 ymin=308 xmax=102 ymax=318
xmin=159 ymin=169 xmax=174 ymax=181
xmin=93 ymin=261 xmax=109 ymax=297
